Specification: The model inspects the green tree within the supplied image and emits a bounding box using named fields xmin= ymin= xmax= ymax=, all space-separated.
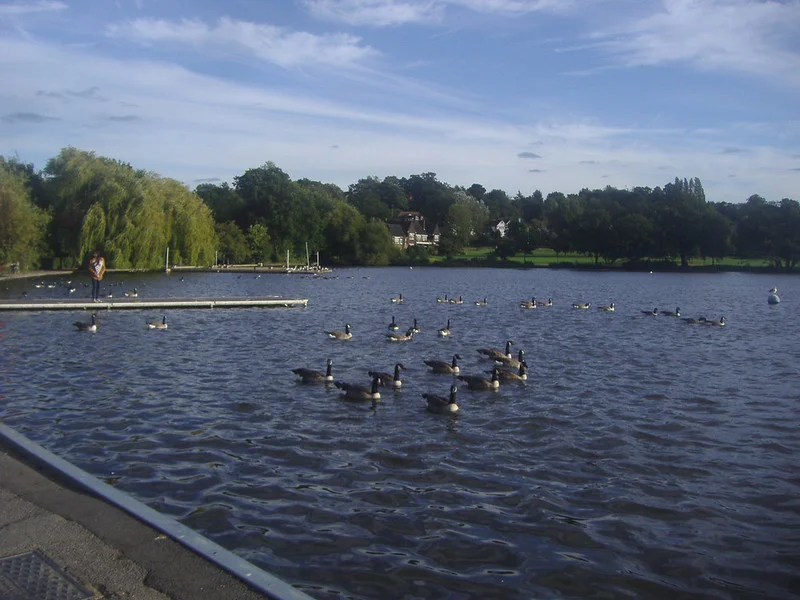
xmin=247 ymin=223 xmax=271 ymax=263
xmin=0 ymin=159 xmax=51 ymax=270
xmin=216 ymin=221 xmax=249 ymax=264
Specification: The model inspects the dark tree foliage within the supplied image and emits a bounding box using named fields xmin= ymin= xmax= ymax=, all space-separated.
xmin=4 ymin=146 xmax=798 ymax=271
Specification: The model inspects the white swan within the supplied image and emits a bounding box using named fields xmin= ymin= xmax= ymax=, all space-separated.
xmin=768 ymin=287 xmax=780 ymax=305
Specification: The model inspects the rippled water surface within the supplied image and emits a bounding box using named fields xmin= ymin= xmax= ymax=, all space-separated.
xmin=1 ymin=268 xmax=799 ymax=600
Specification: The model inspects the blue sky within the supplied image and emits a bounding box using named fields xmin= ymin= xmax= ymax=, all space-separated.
xmin=1 ymin=0 xmax=798 ymax=203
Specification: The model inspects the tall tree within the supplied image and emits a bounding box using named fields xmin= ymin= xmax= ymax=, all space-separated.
xmin=0 ymin=158 xmax=50 ymax=270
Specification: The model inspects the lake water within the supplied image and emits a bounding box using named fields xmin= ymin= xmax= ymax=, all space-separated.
xmin=1 ymin=267 xmax=798 ymax=600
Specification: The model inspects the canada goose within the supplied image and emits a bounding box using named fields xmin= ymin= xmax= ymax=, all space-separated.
xmin=369 ymin=363 xmax=405 ymax=388
xmin=536 ymin=298 xmax=553 ymax=307
xmin=386 ymin=328 xmax=415 ymax=342
xmin=572 ymin=302 xmax=591 ymax=309
xmin=520 ymin=297 xmax=537 ymax=309
xmin=477 ymin=340 xmax=513 ymax=361
xmin=424 ymin=384 xmax=459 ymax=414
xmin=641 ymin=308 xmax=658 ymax=316
xmin=682 ymin=316 xmax=707 ymax=324
xmin=410 ymin=318 xmax=420 ymax=334
xmin=474 ymin=297 xmax=488 ymax=306
xmin=436 ymin=294 xmax=448 ymax=303
xmin=292 ymin=359 xmax=334 ymax=384
xmin=661 ymin=306 xmax=680 ymax=317
xmin=458 ymin=367 xmax=501 ymax=391
xmin=325 ymin=323 xmax=352 ymax=340
xmin=496 ymin=361 xmax=528 ymax=382
xmin=449 ymin=295 xmax=463 ymax=304
xmin=391 ymin=293 xmax=404 ymax=304
xmin=707 ymin=316 xmax=726 ymax=327
xmin=598 ymin=303 xmax=615 ymax=311
xmin=74 ymin=313 xmax=97 ymax=332
xmin=438 ymin=319 xmax=451 ymax=337
xmin=124 ymin=288 xmax=139 ymax=298
xmin=388 ymin=316 xmax=399 ymax=331
xmin=335 ymin=374 xmax=381 ymax=401
xmin=498 ymin=348 xmax=525 ymax=369
xmin=425 ymin=354 xmax=461 ymax=375
xmin=147 ymin=315 xmax=168 ymax=329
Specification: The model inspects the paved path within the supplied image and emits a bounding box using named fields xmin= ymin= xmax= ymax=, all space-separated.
xmin=0 ymin=442 xmax=301 ymax=600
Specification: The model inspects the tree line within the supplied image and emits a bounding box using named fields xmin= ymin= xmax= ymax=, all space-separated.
xmin=1 ymin=147 xmax=798 ymax=272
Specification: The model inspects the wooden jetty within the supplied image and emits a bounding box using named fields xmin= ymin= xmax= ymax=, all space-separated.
xmin=0 ymin=296 xmax=308 ymax=312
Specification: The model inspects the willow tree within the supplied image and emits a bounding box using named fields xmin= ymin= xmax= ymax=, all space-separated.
xmin=0 ymin=158 xmax=50 ymax=270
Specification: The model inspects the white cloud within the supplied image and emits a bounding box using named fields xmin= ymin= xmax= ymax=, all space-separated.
xmin=106 ymin=16 xmax=379 ymax=69
xmin=1 ymin=36 xmax=797 ymax=202
xmin=593 ymin=0 xmax=800 ymax=85
xmin=302 ymin=0 xmax=576 ymax=26
xmin=0 ymin=1 xmax=66 ymax=15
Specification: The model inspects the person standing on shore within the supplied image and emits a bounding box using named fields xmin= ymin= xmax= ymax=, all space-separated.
xmin=89 ymin=250 xmax=106 ymax=302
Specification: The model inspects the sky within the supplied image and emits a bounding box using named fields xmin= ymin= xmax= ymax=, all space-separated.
xmin=1 ymin=0 xmax=799 ymax=203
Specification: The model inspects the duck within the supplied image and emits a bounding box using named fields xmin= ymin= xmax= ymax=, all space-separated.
xmin=386 ymin=328 xmax=415 ymax=342
xmin=495 ymin=361 xmax=528 ymax=382
xmin=641 ymin=308 xmax=658 ymax=316
xmin=74 ymin=313 xmax=97 ymax=332
xmin=436 ymin=294 xmax=448 ymax=303
xmin=497 ymin=348 xmax=525 ymax=370
xmin=388 ymin=316 xmax=399 ymax=331
xmin=391 ymin=293 xmax=404 ymax=304
xmin=292 ymin=359 xmax=334 ymax=384
xmin=536 ymin=298 xmax=553 ymax=307
xmin=124 ymin=288 xmax=139 ymax=298
xmin=424 ymin=384 xmax=459 ymax=414
xmin=325 ymin=323 xmax=352 ymax=340
xmin=520 ymin=297 xmax=537 ymax=309
xmin=707 ymin=316 xmax=726 ymax=327
xmin=598 ymin=303 xmax=615 ymax=312
xmin=438 ymin=319 xmax=451 ymax=337
xmin=477 ymin=340 xmax=513 ymax=361
xmin=768 ymin=287 xmax=780 ymax=305
xmin=572 ymin=302 xmax=591 ymax=309
xmin=661 ymin=306 xmax=680 ymax=317
xmin=335 ymin=374 xmax=381 ymax=401
xmin=147 ymin=315 xmax=168 ymax=329
xmin=368 ymin=363 xmax=405 ymax=388
xmin=424 ymin=354 xmax=461 ymax=375
xmin=449 ymin=295 xmax=464 ymax=304
xmin=410 ymin=318 xmax=420 ymax=334
xmin=458 ymin=367 xmax=501 ymax=391
xmin=474 ymin=297 xmax=488 ymax=306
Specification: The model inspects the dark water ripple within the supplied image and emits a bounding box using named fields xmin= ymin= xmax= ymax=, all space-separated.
xmin=2 ymin=269 xmax=800 ymax=599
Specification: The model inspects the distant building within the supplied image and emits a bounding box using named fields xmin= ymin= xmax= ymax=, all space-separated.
xmin=389 ymin=211 xmax=441 ymax=249
xmin=490 ymin=219 xmax=509 ymax=238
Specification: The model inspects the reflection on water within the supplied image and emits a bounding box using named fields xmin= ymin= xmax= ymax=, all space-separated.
xmin=1 ymin=268 xmax=799 ymax=600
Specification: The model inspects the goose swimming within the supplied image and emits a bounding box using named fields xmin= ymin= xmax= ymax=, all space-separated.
xmin=146 ymin=315 xmax=168 ymax=329
xmin=369 ymin=363 xmax=405 ymax=388
xmin=641 ymin=308 xmax=658 ymax=316
xmin=660 ymin=306 xmax=680 ymax=317
xmin=477 ymin=340 xmax=513 ymax=361
xmin=325 ymin=323 xmax=352 ymax=340
xmin=425 ymin=354 xmax=461 ymax=374
xmin=572 ymin=302 xmax=591 ymax=309
xmin=495 ymin=361 xmax=528 ymax=382
xmin=458 ymin=367 xmax=501 ymax=391
xmin=386 ymin=328 xmax=415 ymax=342
xmin=74 ymin=313 xmax=97 ymax=332
xmin=598 ymin=303 xmax=615 ymax=311
xmin=388 ymin=315 xmax=399 ymax=331
xmin=335 ymin=374 xmax=381 ymax=401
xmin=424 ymin=384 xmax=459 ymax=414
xmin=438 ymin=319 xmax=451 ymax=337
xmin=292 ymin=359 xmax=334 ymax=384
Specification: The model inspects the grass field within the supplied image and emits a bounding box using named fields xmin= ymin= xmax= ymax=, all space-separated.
xmin=427 ymin=247 xmax=773 ymax=269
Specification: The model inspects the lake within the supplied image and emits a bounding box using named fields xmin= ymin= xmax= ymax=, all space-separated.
xmin=1 ymin=267 xmax=798 ymax=600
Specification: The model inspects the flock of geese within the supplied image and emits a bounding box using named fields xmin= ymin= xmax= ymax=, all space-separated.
xmin=297 ymin=290 xmax=733 ymax=416
xmin=73 ymin=312 xmax=168 ymax=331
